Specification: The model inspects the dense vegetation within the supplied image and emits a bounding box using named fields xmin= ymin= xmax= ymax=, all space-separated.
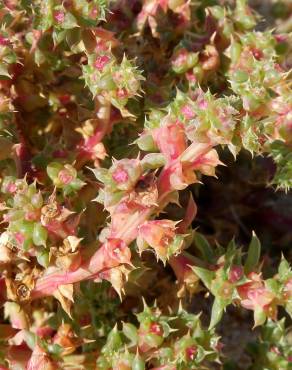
xmin=0 ymin=0 xmax=291 ymax=369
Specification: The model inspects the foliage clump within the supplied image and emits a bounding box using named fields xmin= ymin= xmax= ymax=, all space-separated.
xmin=0 ymin=0 xmax=291 ymax=369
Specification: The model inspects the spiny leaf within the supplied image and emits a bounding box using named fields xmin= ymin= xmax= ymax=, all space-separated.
xmin=244 ymin=232 xmax=261 ymax=274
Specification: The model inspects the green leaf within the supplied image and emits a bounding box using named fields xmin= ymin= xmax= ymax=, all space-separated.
xmin=264 ymin=278 xmax=280 ymax=295
xmin=122 ymin=322 xmax=138 ymax=345
xmin=47 ymin=162 xmax=63 ymax=181
xmin=253 ymin=307 xmax=266 ymax=327
xmin=33 ymin=223 xmax=48 ymax=247
xmin=209 ymin=298 xmax=226 ymax=329
xmin=0 ymin=63 xmax=11 ymax=79
xmin=285 ymin=300 xmax=292 ymax=318
xmin=278 ymin=256 xmax=291 ymax=281
xmin=191 ymin=266 xmax=214 ymax=291
xmin=61 ymin=12 xmax=79 ymax=30
xmin=132 ymin=353 xmax=145 ymax=370
xmin=102 ymin=326 xmax=122 ymax=353
xmin=244 ymin=232 xmax=261 ymax=274
xmin=194 ymin=233 xmax=214 ymax=263
xmin=37 ymin=248 xmax=50 ymax=268
xmin=23 ymin=330 xmax=37 ymax=350
xmin=141 ymin=153 xmax=166 ymax=170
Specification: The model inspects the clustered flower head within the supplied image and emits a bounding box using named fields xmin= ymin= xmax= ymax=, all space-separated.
xmin=97 ymin=302 xmax=220 ymax=369
xmin=0 ymin=0 xmax=291 ymax=368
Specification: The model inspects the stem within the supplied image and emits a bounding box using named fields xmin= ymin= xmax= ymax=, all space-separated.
xmin=31 ymin=144 xmax=214 ymax=299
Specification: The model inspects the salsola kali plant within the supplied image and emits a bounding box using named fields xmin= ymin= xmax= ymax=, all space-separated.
xmin=0 ymin=0 xmax=291 ymax=369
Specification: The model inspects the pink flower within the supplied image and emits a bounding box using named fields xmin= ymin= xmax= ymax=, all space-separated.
xmin=198 ymin=98 xmax=208 ymax=110
xmin=181 ymin=104 xmax=196 ymax=120
xmin=112 ymin=168 xmax=129 ymax=183
xmin=0 ymin=36 xmax=9 ymax=46
xmin=237 ymin=273 xmax=275 ymax=311
xmin=186 ymin=345 xmax=197 ymax=360
xmin=58 ymin=169 xmax=74 ymax=185
xmin=14 ymin=232 xmax=25 ymax=246
xmin=172 ymin=49 xmax=188 ymax=68
xmin=94 ymin=55 xmax=110 ymax=71
xmin=228 ymin=266 xmax=243 ymax=283
xmin=6 ymin=182 xmax=17 ymax=193
xmin=251 ymin=48 xmax=263 ymax=60
xmin=110 ymin=159 xmax=142 ymax=190
xmin=54 ymin=11 xmax=65 ymax=23
xmin=116 ymin=88 xmax=128 ymax=99
xmin=150 ymin=322 xmax=163 ymax=336
xmin=186 ymin=71 xmax=197 ymax=83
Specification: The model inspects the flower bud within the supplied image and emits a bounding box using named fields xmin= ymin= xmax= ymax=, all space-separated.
xmin=229 ymin=266 xmax=244 ymax=283
xmin=94 ymin=55 xmax=111 ymax=71
xmin=110 ymin=159 xmax=142 ymax=191
xmin=172 ymin=49 xmax=198 ymax=74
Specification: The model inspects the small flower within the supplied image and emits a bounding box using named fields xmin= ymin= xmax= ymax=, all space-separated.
xmin=54 ymin=11 xmax=65 ymax=24
xmin=0 ymin=35 xmax=9 ymax=46
xmin=150 ymin=322 xmax=163 ymax=336
xmin=229 ymin=266 xmax=244 ymax=283
xmin=94 ymin=55 xmax=110 ymax=71
xmin=172 ymin=49 xmax=188 ymax=68
xmin=6 ymin=182 xmax=17 ymax=194
xmin=112 ymin=168 xmax=129 ymax=184
xmin=186 ymin=345 xmax=197 ymax=361
xmin=58 ymin=169 xmax=74 ymax=185
xmin=181 ymin=104 xmax=196 ymax=120
xmin=109 ymin=159 xmax=142 ymax=191
xmin=237 ymin=273 xmax=275 ymax=311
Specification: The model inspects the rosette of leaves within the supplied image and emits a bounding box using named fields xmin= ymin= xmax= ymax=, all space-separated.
xmin=47 ymin=162 xmax=85 ymax=195
xmin=97 ymin=302 xmax=221 ymax=369
xmin=191 ymin=233 xmax=292 ymax=328
xmin=83 ymin=52 xmax=144 ymax=116
xmin=247 ymin=319 xmax=292 ymax=370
